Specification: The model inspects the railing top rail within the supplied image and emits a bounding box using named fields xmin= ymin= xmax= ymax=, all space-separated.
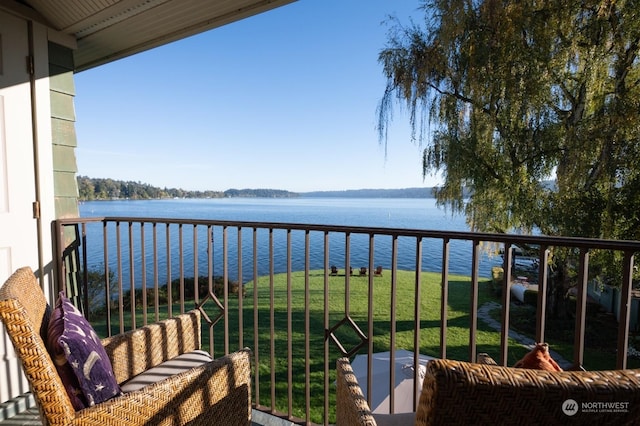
xmin=57 ymin=216 xmax=640 ymax=252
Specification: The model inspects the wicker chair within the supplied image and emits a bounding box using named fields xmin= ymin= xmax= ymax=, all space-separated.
xmin=0 ymin=266 xmax=252 ymax=426
xmin=336 ymin=355 xmax=640 ymax=425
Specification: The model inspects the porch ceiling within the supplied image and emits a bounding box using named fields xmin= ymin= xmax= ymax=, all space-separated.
xmin=17 ymin=0 xmax=296 ymax=72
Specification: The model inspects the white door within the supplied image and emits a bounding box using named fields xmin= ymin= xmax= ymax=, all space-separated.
xmin=0 ymin=9 xmax=40 ymax=403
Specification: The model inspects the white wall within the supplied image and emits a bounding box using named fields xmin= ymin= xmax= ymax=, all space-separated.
xmin=0 ymin=7 xmax=59 ymax=404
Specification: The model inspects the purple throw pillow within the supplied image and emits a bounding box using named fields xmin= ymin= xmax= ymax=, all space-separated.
xmin=47 ymin=292 xmax=121 ymax=408
xmin=46 ymin=295 xmax=87 ymax=410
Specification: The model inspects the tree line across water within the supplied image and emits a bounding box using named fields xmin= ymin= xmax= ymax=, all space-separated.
xmin=76 ymin=176 xmax=448 ymax=200
xmin=77 ymin=176 xmax=298 ymax=200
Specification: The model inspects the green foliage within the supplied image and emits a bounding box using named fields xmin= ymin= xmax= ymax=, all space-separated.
xmin=77 ymin=176 xmax=301 ymax=201
xmin=84 ymin=267 xmax=118 ymax=319
xmin=523 ymin=289 xmax=538 ymax=306
xmin=170 ymin=275 xmax=246 ymax=300
xmin=223 ymin=188 xmax=299 ymax=198
xmin=77 ymin=175 xmax=225 ymax=200
xmin=116 ymin=275 xmax=244 ymax=310
xmin=378 ymin=0 xmax=640 ymax=242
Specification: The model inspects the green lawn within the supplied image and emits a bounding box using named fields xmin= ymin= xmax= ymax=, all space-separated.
xmin=93 ymin=269 xmax=636 ymax=424
xmin=493 ymin=297 xmax=640 ymax=371
xmin=121 ymin=270 xmax=518 ymax=423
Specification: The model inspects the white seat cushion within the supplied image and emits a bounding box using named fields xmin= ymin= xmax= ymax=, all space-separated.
xmin=372 ymin=412 xmax=416 ymax=426
xmin=120 ymin=350 xmax=212 ymax=393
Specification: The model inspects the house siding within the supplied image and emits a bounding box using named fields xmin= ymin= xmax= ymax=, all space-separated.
xmin=48 ymin=42 xmax=79 ymax=219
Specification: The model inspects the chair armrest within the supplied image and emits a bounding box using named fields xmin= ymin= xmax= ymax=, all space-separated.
xmin=71 ymin=348 xmax=252 ymax=426
xmin=336 ymin=357 xmax=377 ymax=426
xmin=416 ymin=359 xmax=640 ymax=425
xmin=102 ymin=310 xmax=201 ymax=384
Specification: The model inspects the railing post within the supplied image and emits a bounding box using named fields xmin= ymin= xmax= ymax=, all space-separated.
xmin=617 ymin=251 xmax=635 ymax=369
xmin=54 ymin=219 xmax=64 ymax=296
xmin=304 ymin=230 xmax=311 ymax=423
xmin=178 ymin=223 xmax=184 ymax=315
xmin=440 ymin=238 xmax=449 ymax=359
xmin=165 ymin=223 xmax=172 ymax=319
xmin=252 ymin=227 xmax=261 ymax=407
xmin=222 ymin=225 xmax=229 ymax=354
xmin=153 ymin=223 xmax=159 ymax=323
xmin=535 ymin=245 xmax=549 ymax=344
xmin=468 ymin=239 xmax=480 ymax=363
xmin=116 ymin=221 xmax=124 ymax=334
xmin=500 ymin=243 xmax=513 ymax=365
xmin=237 ymin=227 xmax=243 ymax=349
xmin=367 ymin=233 xmax=375 ymax=412
xmin=389 ymin=234 xmax=398 ymax=413
xmin=573 ymin=248 xmax=590 ymax=369
xmin=268 ymin=228 xmax=275 ymax=413
xmin=286 ymin=228 xmax=293 ymax=417
xmin=105 ymin=220 xmax=112 ymax=334
xmin=413 ymin=236 xmax=423 ymax=411
xmin=323 ymin=230 xmax=330 ymax=425
xmin=141 ymin=223 xmax=147 ymax=326
xmin=128 ymin=222 xmax=136 ymax=329
xmin=344 ymin=232 xmax=351 ymax=313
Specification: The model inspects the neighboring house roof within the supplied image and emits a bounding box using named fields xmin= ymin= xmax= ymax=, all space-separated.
xmin=16 ymin=0 xmax=296 ymax=72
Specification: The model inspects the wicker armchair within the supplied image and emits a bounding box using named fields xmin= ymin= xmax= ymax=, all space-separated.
xmin=0 ymin=267 xmax=251 ymax=426
xmin=336 ymin=356 xmax=640 ymax=425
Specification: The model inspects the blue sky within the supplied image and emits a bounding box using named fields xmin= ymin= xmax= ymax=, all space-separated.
xmin=74 ymin=0 xmax=438 ymax=193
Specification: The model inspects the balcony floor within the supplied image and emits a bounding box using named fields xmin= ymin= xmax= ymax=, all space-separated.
xmin=0 ymin=400 xmax=296 ymax=426
xmin=0 ymin=407 xmax=40 ymax=425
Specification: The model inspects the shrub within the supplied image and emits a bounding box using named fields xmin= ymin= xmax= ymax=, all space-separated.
xmin=174 ymin=276 xmax=246 ymax=300
xmin=523 ymin=289 xmax=538 ymax=306
xmin=491 ymin=266 xmax=504 ymax=296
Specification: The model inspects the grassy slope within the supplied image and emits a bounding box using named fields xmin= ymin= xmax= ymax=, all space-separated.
xmin=210 ymin=270 xmax=520 ymax=422
xmin=95 ymin=269 xmax=636 ymax=423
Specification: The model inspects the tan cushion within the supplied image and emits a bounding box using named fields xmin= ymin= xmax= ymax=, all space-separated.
xmin=372 ymin=412 xmax=416 ymax=426
xmin=120 ymin=350 xmax=212 ymax=393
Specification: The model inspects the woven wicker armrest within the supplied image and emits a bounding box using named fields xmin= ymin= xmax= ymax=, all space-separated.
xmin=102 ymin=310 xmax=201 ymax=384
xmin=416 ymin=359 xmax=640 ymax=426
xmin=336 ymin=357 xmax=377 ymax=426
xmin=72 ymin=348 xmax=252 ymax=426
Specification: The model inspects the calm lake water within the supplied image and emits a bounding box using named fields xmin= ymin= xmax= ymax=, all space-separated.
xmin=79 ymin=198 xmax=497 ymax=284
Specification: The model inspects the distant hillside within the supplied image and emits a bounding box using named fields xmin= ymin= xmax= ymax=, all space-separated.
xmin=301 ymin=187 xmax=436 ymax=198
xmin=302 ymin=181 xmax=555 ymax=198
xmin=224 ymin=188 xmax=299 ymax=198
xmin=77 ymin=176 xmax=438 ymax=200
xmin=78 ymin=176 xmax=554 ymax=201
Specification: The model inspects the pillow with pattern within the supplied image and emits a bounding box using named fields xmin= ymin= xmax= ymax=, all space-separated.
xmin=513 ymin=342 xmax=563 ymax=371
xmin=47 ymin=292 xmax=121 ymax=408
xmin=46 ymin=295 xmax=86 ymax=410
